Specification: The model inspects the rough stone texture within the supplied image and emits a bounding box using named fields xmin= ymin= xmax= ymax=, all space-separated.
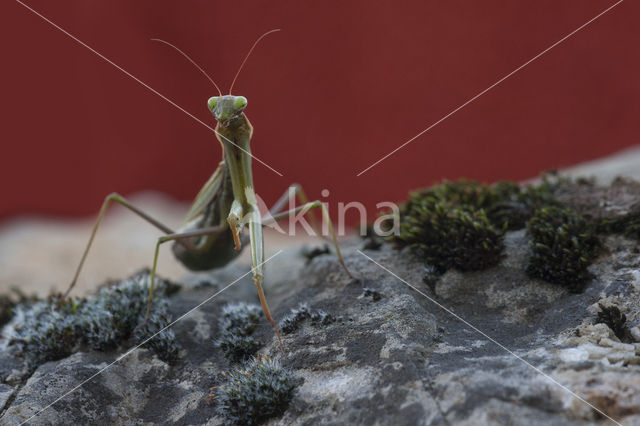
xmin=1 ymin=149 xmax=640 ymax=425
xmin=2 ymin=222 xmax=640 ymax=425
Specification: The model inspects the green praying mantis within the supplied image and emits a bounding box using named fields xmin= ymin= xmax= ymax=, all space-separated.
xmin=63 ymin=30 xmax=353 ymax=348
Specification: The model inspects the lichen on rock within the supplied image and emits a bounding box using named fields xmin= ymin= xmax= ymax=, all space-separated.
xmin=214 ymin=355 xmax=297 ymax=425
xmin=2 ymin=270 xmax=180 ymax=370
xmin=215 ymin=302 xmax=263 ymax=363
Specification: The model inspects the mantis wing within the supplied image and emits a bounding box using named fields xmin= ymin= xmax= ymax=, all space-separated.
xmin=182 ymin=162 xmax=225 ymax=225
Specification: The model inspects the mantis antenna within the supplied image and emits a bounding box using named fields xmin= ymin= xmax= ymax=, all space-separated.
xmin=151 ymin=38 xmax=222 ymax=97
xmin=228 ymin=29 xmax=281 ymax=95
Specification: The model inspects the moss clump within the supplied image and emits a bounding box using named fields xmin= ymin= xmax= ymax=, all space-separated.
xmin=6 ymin=296 xmax=83 ymax=368
xmin=215 ymin=302 xmax=262 ymax=363
xmin=526 ymin=207 xmax=601 ymax=292
xmin=393 ymin=177 xmax=565 ymax=273
xmin=215 ymin=355 xmax=296 ymax=425
xmin=361 ymin=287 xmax=382 ymax=302
xmin=80 ymin=272 xmax=180 ymax=362
xmin=397 ymin=176 xmax=561 ymax=234
xmin=596 ymin=211 xmax=640 ymax=242
xmin=132 ymin=301 xmax=180 ymax=364
xmin=395 ymin=198 xmax=505 ymax=273
xmin=278 ymin=303 xmax=335 ymax=335
xmin=217 ymin=334 xmax=261 ymax=363
xmin=596 ymin=303 xmax=632 ymax=342
xmin=5 ymin=271 xmax=180 ymax=370
xmin=219 ymin=302 xmax=261 ymax=336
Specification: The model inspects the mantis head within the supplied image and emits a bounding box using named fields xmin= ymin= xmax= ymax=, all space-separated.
xmin=208 ymin=95 xmax=248 ymax=124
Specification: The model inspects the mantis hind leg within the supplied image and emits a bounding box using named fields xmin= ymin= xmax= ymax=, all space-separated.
xmin=266 ymin=184 xmax=322 ymax=236
xmin=65 ymin=192 xmax=190 ymax=299
xmin=262 ymin=200 xmax=354 ymax=280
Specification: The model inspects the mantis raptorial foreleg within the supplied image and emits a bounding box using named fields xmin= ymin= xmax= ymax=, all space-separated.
xmin=246 ymin=208 xmax=283 ymax=348
xmin=65 ymin=192 xmax=197 ymax=299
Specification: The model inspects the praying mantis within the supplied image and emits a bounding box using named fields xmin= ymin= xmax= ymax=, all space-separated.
xmin=63 ymin=30 xmax=353 ymax=348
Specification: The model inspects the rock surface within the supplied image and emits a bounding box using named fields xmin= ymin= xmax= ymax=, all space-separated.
xmin=1 ymin=149 xmax=640 ymax=425
xmin=1 ymin=218 xmax=640 ymax=424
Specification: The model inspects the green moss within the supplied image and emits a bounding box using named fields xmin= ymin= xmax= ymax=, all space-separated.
xmin=392 ymin=177 xmax=564 ymax=272
xmin=215 ymin=356 xmax=296 ymax=425
xmin=596 ymin=211 xmax=640 ymax=242
xmin=215 ymin=302 xmax=262 ymax=363
xmin=395 ymin=198 xmax=505 ymax=273
xmin=596 ymin=303 xmax=632 ymax=343
xmin=4 ymin=271 xmax=180 ymax=370
xmin=526 ymin=207 xmax=601 ymax=292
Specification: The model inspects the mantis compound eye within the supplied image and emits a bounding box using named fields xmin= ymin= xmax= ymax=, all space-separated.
xmin=207 ymin=96 xmax=219 ymax=111
xmin=233 ymin=96 xmax=247 ymax=111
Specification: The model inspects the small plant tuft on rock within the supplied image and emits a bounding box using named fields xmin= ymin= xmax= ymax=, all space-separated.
xmin=526 ymin=207 xmax=601 ymax=292
xmin=278 ymin=303 xmax=335 ymax=335
xmin=217 ymin=334 xmax=261 ymax=364
xmin=219 ymin=302 xmax=262 ymax=336
xmin=395 ymin=197 xmax=505 ymax=273
xmin=596 ymin=303 xmax=632 ymax=343
xmin=215 ymin=355 xmax=296 ymax=425
xmin=133 ymin=299 xmax=180 ymax=364
xmin=279 ymin=304 xmax=311 ymax=334
xmin=300 ymin=244 xmax=331 ymax=265
xmin=215 ymin=302 xmax=262 ymax=363
xmin=6 ymin=296 xmax=83 ymax=369
xmin=391 ymin=178 xmax=562 ymax=272
xmin=361 ymin=287 xmax=382 ymax=302
xmin=4 ymin=271 xmax=180 ymax=370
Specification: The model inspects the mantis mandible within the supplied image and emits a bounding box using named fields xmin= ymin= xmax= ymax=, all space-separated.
xmin=63 ymin=30 xmax=353 ymax=348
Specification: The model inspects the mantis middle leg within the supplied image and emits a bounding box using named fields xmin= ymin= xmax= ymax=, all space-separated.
xmin=262 ymin=200 xmax=354 ymax=280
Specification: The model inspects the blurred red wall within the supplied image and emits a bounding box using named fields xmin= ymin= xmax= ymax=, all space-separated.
xmin=1 ymin=1 xmax=638 ymax=222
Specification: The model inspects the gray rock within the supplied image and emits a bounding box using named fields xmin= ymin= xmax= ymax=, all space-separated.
xmin=2 ymin=179 xmax=640 ymax=425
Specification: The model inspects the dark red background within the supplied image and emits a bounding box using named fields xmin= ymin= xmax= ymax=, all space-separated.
xmin=1 ymin=1 xmax=637 ymax=222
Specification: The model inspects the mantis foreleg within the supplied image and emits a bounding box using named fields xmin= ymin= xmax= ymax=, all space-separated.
xmin=247 ymin=208 xmax=285 ymax=350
